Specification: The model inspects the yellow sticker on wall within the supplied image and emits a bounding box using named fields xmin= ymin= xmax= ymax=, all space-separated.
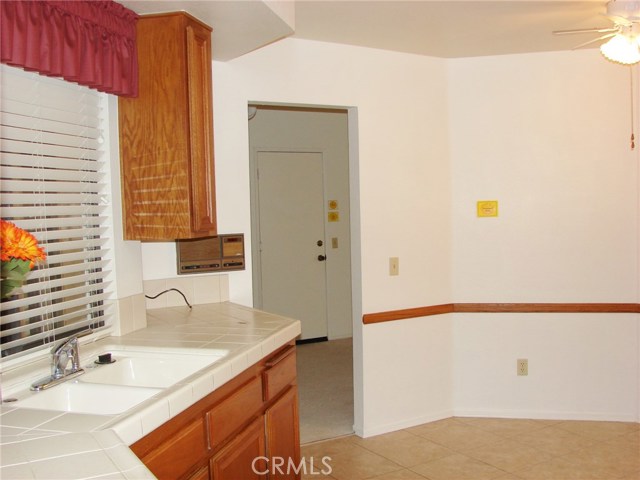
xmin=328 ymin=200 xmax=338 ymax=210
xmin=477 ymin=200 xmax=498 ymax=217
xmin=328 ymin=211 xmax=339 ymax=222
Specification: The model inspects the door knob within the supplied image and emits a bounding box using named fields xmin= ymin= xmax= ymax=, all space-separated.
xmin=317 ymin=255 xmax=326 ymax=261
xmin=317 ymin=240 xmax=323 ymax=247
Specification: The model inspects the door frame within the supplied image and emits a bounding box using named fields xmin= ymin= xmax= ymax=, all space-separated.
xmin=249 ymin=146 xmax=329 ymax=311
xmin=247 ymin=103 xmax=364 ymax=437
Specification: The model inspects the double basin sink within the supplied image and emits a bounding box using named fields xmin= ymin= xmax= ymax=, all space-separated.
xmin=13 ymin=348 xmax=226 ymax=415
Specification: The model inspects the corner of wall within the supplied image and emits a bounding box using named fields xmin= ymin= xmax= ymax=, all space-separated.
xmin=112 ymin=293 xmax=147 ymax=336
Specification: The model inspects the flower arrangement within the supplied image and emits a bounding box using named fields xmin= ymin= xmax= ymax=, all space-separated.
xmin=1 ymin=220 xmax=46 ymax=299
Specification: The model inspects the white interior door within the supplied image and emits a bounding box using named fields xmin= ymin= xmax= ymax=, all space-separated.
xmin=257 ymin=151 xmax=328 ymax=340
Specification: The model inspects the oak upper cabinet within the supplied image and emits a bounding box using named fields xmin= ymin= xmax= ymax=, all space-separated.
xmin=119 ymin=12 xmax=217 ymax=240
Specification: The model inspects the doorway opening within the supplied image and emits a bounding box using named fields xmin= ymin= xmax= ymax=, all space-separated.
xmin=248 ymin=104 xmax=355 ymax=443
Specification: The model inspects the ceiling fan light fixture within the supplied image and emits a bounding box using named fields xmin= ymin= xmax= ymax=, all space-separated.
xmin=600 ymin=32 xmax=640 ymax=64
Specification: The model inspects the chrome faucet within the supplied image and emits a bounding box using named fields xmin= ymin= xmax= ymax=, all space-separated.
xmin=31 ymin=329 xmax=93 ymax=391
xmin=51 ymin=335 xmax=82 ymax=379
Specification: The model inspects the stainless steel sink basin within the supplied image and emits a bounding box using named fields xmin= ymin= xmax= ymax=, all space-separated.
xmin=16 ymin=381 xmax=161 ymax=415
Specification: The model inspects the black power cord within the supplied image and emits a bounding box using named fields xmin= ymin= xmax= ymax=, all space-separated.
xmin=145 ymin=288 xmax=192 ymax=309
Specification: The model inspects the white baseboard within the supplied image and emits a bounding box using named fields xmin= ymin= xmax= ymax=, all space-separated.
xmin=355 ymin=408 xmax=639 ymax=439
xmin=357 ymin=409 xmax=454 ymax=438
xmin=452 ymin=408 xmax=639 ymax=423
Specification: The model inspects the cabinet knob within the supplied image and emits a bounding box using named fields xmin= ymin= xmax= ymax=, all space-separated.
xmin=317 ymin=255 xmax=326 ymax=262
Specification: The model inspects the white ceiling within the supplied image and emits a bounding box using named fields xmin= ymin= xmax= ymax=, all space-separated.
xmin=120 ymin=1 xmax=612 ymax=60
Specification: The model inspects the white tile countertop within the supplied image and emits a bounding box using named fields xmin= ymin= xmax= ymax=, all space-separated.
xmin=0 ymin=302 xmax=301 ymax=480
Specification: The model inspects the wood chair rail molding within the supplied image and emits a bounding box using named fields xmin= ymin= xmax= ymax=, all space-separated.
xmin=362 ymin=303 xmax=640 ymax=325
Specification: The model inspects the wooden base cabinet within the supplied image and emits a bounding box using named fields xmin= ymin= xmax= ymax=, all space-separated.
xmin=265 ymin=387 xmax=301 ymax=480
xmin=131 ymin=344 xmax=300 ymax=480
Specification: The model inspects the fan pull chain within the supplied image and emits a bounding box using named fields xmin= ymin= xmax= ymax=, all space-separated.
xmin=631 ymin=66 xmax=636 ymax=150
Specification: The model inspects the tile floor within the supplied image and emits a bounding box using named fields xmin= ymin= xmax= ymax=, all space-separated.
xmin=301 ymin=417 xmax=639 ymax=480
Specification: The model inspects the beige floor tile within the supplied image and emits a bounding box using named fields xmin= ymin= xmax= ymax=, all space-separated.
xmin=410 ymin=453 xmax=507 ymax=480
xmin=301 ymin=471 xmax=337 ymax=480
xmin=300 ymin=418 xmax=640 ymax=480
xmin=369 ymin=469 xmax=430 ymax=480
xmin=406 ymin=418 xmax=467 ymax=434
xmin=561 ymin=441 xmax=640 ymax=479
xmin=514 ymin=456 xmax=620 ymax=480
xmin=511 ymin=424 xmax=598 ymax=455
xmin=618 ymin=472 xmax=640 ymax=480
xmin=555 ymin=420 xmax=639 ymax=440
xmin=604 ymin=429 xmax=640 ymax=449
xmin=301 ymin=435 xmax=362 ymax=458
xmin=455 ymin=418 xmax=548 ymax=437
xmin=351 ymin=430 xmax=453 ymax=467
xmin=409 ymin=421 xmax=505 ymax=453
xmin=301 ymin=456 xmax=339 ymax=479
xmin=322 ymin=445 xmax=403 ymax=480
xmin=465 ymin=438 xmax=552 ymax=473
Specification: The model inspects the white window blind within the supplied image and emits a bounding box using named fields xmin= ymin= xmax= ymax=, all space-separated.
xmin=1 ymin=64 xmax=113 ymax=361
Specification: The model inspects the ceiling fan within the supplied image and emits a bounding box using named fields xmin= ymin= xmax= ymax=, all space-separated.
xmin=553 ymin=0 xmax=640 ymax=64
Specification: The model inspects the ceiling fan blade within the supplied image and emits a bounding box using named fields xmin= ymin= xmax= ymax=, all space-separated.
xmin=571 ymin=32 xmax=617 ymax=49
xmin=553 ymin=27 xmax=619 ymax=35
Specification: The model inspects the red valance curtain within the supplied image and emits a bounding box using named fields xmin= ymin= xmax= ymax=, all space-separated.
xmin=1 ymin=1 xmax=138 ymax=97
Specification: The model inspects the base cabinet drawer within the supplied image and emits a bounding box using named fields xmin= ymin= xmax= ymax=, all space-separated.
xmin=207 ymin=376 xmax=263 ymax=450
xmin=263 ymin=347 xmax=296 ymax=401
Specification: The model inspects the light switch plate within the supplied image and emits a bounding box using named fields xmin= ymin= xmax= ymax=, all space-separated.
xmin=389 ymin=257 xmax=399 ymax=276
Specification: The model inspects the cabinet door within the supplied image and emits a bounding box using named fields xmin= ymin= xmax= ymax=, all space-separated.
xmin=265 ymin=386 xmax=301 ymax=480
xmin=135 ymin=417 xmax=207 ymax=480
xmin=188 ymin=466 xmax=210 ymax=480
xmin=186 ymin=20 xmax=217 ymax=235
xmin=211 ymin=417 xmax=267 ymax=480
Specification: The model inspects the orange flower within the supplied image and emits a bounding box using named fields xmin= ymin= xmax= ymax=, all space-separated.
xmin=1 ymin=220 xmax=46 ymax=268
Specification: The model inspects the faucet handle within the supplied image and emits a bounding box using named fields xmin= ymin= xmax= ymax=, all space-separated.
xmin=50 ymin=329 xmax=93 ymax=378
xmin=50 ymin=329 xmax=93 ymax=354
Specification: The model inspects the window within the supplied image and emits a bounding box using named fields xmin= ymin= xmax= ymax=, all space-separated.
xmin=1 ymin=64 xmax=113 ymax=361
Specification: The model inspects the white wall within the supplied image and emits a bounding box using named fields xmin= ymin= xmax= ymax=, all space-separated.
xmin=211 ymin=38 xmax=452 ymax=311
xmin=449 ymin=50 xmax=640 ymax=421
xmin=363 ymin=316 xmax=453 ymax=436
xmin=449 ymin=50 xmax=638 ymax=303
xmin=453 ymin=313 xmax=638 ymax=421
xmin=139 ymin=38 xmax=640 ymax=435
xmin=212 ymin=38 xmax=453 ymax=435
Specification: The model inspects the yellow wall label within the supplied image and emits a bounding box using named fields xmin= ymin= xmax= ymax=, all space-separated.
xmin=477 ymin=200 xmax=498 ymax=217
xmin=328 ymin=211 xmax=340 ymax=222
xmin=328 ymin=200 xmax=338 ymax=210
